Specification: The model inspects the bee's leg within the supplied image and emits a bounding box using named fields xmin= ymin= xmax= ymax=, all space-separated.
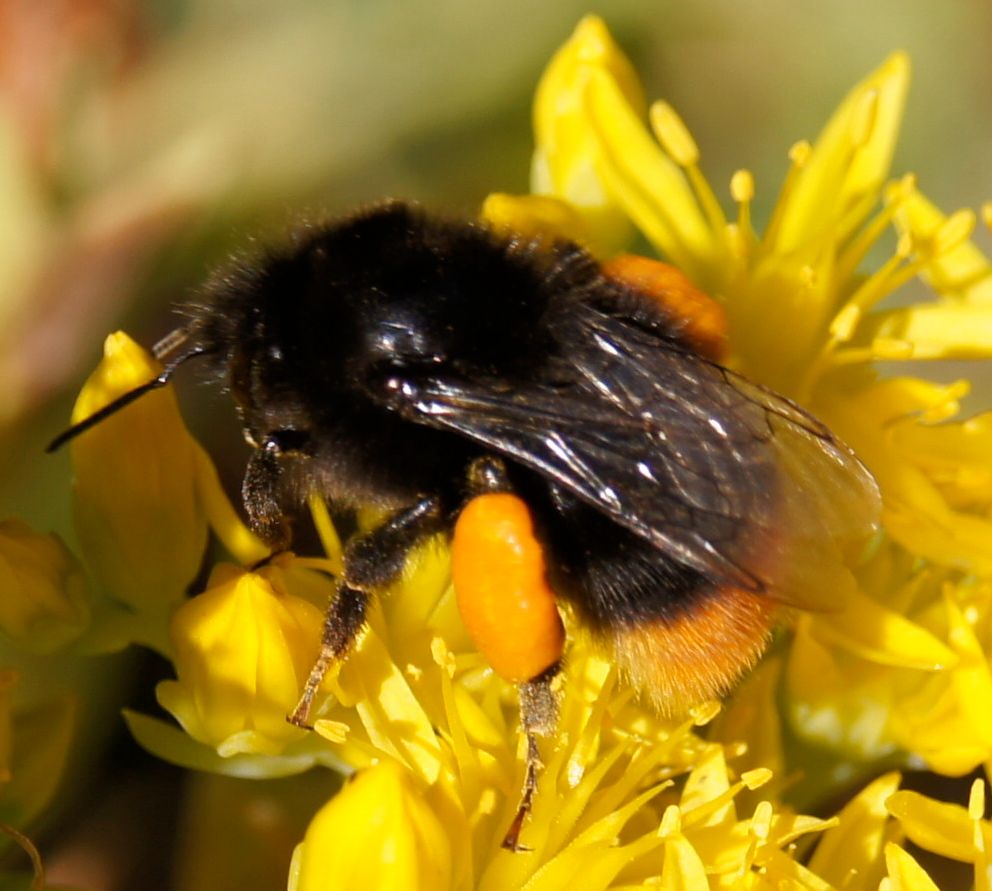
xmin=288 ymin=494 xmax=444 ymax=727
xmin=288 ymin=583 xmax=365 ymax=728
xmin=243 ymin=448 xmax=292 ymax=550
xmin=466 ymin=454 xmax=512 ymax=494
xmin=503 ymin=662 xmax=561 ymax=851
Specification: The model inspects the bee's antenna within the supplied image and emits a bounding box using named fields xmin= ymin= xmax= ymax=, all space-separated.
xmin=46 ymin=329 xmax=211 ymax=453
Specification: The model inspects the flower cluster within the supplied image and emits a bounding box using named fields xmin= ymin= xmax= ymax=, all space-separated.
xmin=2 ymin=14 xmax=991 ymax=889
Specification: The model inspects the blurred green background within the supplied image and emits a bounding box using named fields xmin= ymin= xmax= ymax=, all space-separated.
xmin=0 ymin=1 xmax=989 ymax=886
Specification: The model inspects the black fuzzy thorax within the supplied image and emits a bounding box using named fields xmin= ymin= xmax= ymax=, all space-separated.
xmin=191 ymin=202 xmax=716 ymax=631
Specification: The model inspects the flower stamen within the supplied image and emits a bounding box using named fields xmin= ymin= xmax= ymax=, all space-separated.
xmin=730 ymin=169 xmax=756 ymax=245
xmin=307 ymin=493 xmax=344 ymax=575
xmin=650 ymin=101 xmax=728 ymax=237
xmin=762 ymin=141 xmax=812 ymax=250
xmin=835 ymin=173 xmax=916 ymax=287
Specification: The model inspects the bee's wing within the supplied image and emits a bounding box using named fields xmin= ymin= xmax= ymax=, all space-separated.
xmin=385 ymin=305 xmax=880 ymax=611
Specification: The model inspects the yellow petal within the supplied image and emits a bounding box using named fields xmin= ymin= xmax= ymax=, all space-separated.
xmin=808 ymin=772 xmax=901 ymax=887
xmin=480 ymin=193 xmax=593 ymax=250
xmin=786 ymin=620 xmax=898 ymax=761
xmin=888 ymin=671 xmax=992 ymax=776
xmin=124 ymin=708 xmax=345 ymax=778
xmin=944 ymin=594 xmax=992 ymax=748
xmin=770 ymin=53 xmax=909 ymax=255
xmin=158 ymin=565 xmax=324 ymax=753
xmin=585 ymin=69 xmax=718 ymax=281
xmin=679 ymin=745 xmax=734 ymax=827
xmin=530 ymin=15 xmax=644 ymax=253
xmin=809 ymin=588 xmax=957 ymax=670
xmin=711 ymin=657 xmax=785 ymax=784
xmin=488 ymin=785 xmax=667 ymax=891
xmin=660 ymin=832 xmax=709 ymax=891
xmin=819 ymin=377 xmax=992 ymax=574
xmin=192 ymin=444 xmax=268 ymax=566
xmin=885 ymin=845 xmax=941 ymax=891
xmin=342 ymin=614 xmax=444 ymax=785
xmin=885 ymin=492 xmax=992 ymax=576
xmin=752 ymin=845 xmax=837 ymax=890
xmin=890 ymin=411 xmax=992 ymax=505
xmin=888 ymin=790 xmax=992 ymax=862
xmin=864 ymin=303 xmax=992 ymax=359
xmin=830 ymin=376 xmax=968 ymax=424
xmin=292 ymin=761 xmax=452 ymax=891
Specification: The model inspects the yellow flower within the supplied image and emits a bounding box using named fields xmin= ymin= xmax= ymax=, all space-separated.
xmin=268 ymin=537 xmax=841 ymax=889
xmin=886 ymin=581 xmax=992 ymax=775
xmin=0 ymin=519 xmax=89 ymax=651
xmin=526 ymin=19 xmax=992 ymax=578
xmin=289 ymin=760 xmax=453 ymax=891
xmin=70 ymin=332 xmax=266 ymax=617
xmin=156 ymin=562 xmax=328 ymax=756
xmin=522 ymin=15 xmax=992 ymax=787
xmin=783 ymin=563 xmax=992 ymax=778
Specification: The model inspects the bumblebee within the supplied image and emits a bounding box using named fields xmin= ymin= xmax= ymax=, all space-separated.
xmin=51 ymin=202 xmax=879 ymax=848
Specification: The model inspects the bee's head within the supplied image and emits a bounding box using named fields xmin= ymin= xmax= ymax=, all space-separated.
xmin=187 ymin=271 xmax=316 ymax=458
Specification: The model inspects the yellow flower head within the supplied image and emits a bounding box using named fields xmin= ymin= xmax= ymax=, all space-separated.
xmin=520 ymin=16 xmax=992 ymax=784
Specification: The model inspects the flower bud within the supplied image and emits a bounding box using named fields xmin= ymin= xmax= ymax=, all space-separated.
xmin=290 ymin=760 xmax=451 ymax=891
xmin=157 ymin=565 xmax=325 ymax=755
xmin=70 ymin=332 xmax=209 ymax=612
xmin=0 ymin=519 xmax=89 ymax=650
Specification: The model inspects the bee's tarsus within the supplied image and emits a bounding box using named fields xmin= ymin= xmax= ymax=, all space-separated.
xmin=502 ymin=663 xmax=561 ymax=852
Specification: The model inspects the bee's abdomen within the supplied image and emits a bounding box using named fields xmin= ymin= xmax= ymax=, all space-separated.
xmin=529 ymin=483 xmax=777 ymax=713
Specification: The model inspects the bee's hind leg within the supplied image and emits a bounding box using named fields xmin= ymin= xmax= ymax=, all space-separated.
xmin=461 ymin=454 xmax=565 ymax=851
xmin=503 ymin=663 xmax=561 ymax=851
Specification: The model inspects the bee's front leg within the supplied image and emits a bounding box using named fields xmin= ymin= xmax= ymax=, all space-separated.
xmin=288 ymin=494 xmax=445 ymax=728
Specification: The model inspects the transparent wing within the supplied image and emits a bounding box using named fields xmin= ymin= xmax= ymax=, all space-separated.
xmin=384 ymin=304 xmax=880 ymax=610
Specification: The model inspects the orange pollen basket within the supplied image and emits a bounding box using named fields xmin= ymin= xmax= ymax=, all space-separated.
xmin=602 ymin=254 xmax=729 ymax=361
xmin=451 ymin=493 xmax=565 ymax=683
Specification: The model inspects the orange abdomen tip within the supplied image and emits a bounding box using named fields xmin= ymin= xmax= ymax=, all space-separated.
xmin=602 ymin=254 xmax=728 ymax=361
xmin=452 ymin=493 xmax=564 ymax=683
xmin=611 ymin=586 xmax=777 ymax=716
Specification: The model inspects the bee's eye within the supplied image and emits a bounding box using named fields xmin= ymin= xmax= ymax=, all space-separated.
xmin=263 ymin=428 xmax=310 ymax=455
